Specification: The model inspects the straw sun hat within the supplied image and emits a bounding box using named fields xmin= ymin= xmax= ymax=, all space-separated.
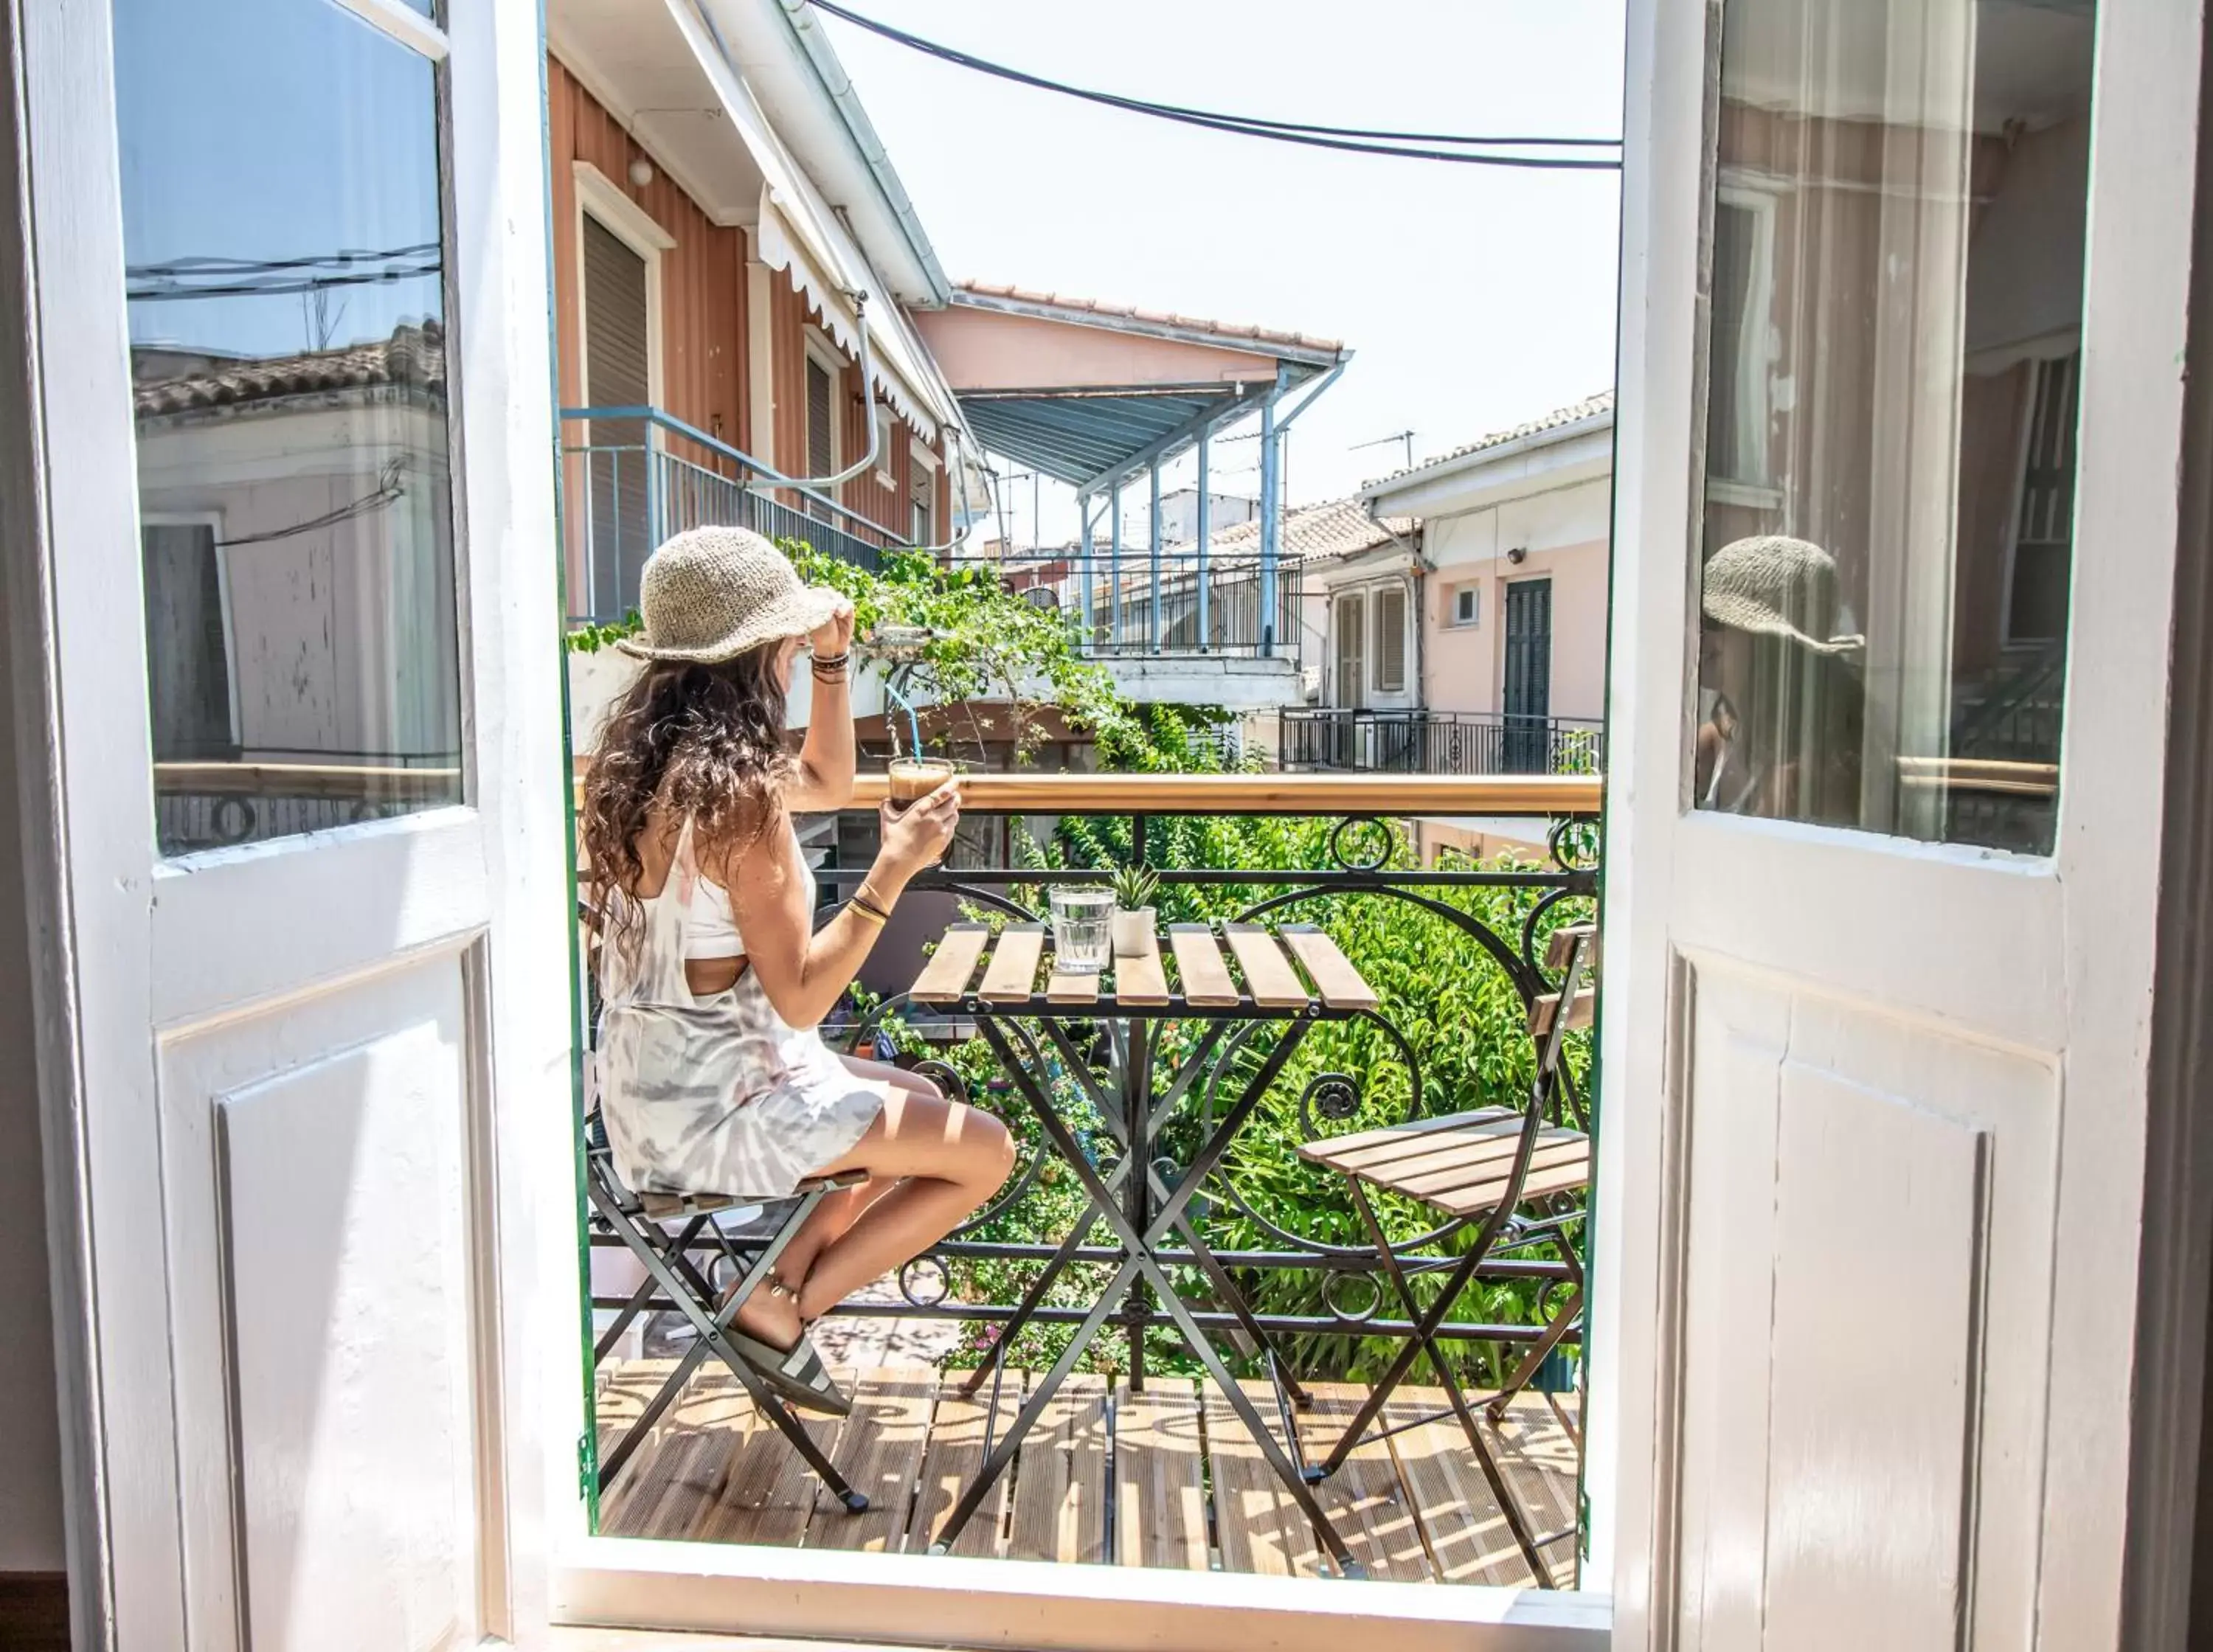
xmin=615 ymin=526 xmax=845 ymax=664
xmin=1702 ymin=534 xmax=1865 ymax=656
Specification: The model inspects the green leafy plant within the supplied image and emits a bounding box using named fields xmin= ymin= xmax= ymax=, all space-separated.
xmin=1109 ymin=863 xmax=1159 ymax=911
xmin=783 ymin=542 xmax=1135 ymax=762
xmin=564 ymin=610 xmax=643 ymax=653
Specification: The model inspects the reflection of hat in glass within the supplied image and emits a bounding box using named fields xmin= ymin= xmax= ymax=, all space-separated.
xmin=1702 ymin=535 xmax=1865 ymax=655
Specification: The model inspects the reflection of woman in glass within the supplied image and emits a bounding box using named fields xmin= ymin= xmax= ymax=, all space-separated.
xmin=1695 ymin=535 xmax=1866 ymax=826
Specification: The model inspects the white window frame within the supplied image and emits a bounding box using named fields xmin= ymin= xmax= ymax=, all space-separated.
xmin=1452 ymin=582 xmax=1480 ymax=628
xmin=1331 ymin=589 xmax=1368 ymax=707
xmin=872 ymin=402 xmax=896 ymax=487
xmin=910 ymin=436 xmax=940 ymax=546
xmin=572 ymin=160 xmax=671 ymax=426
xmin=802 ymin=327 xmax=845 ymax=476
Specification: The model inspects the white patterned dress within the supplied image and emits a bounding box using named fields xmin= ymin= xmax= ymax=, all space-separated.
xmin=595 ymin=816 xmax=890 ymax=1198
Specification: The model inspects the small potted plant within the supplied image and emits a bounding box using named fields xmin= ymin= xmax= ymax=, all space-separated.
xmin=1109 ymin=863 xmax=1159 ymax=957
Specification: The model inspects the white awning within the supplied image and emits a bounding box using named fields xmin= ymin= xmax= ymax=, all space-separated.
xmin=754 ymin=193 xmax=943 ymax=440
xmin=665 ymin=0 xmax=951 ymax=439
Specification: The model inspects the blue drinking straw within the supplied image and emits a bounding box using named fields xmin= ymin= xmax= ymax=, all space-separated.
xmin=884 ymin=673 xmax=924 ymax=760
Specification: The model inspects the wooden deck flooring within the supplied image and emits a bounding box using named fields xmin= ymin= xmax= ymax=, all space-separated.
xmin=596 ymin=1361 xmax=1579 ymax=1586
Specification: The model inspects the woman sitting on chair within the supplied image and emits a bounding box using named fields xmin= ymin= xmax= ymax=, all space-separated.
xmin=581 ymin=526 xmax=1015 ymax=1416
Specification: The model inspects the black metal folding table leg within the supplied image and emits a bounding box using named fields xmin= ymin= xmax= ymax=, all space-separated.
xmin=1028 ymin=1018 xmax=1361 ymax=1572
xmin=956 ymin=1016 xmax=1129 ymax=1398
xmin=1135 ymin=1252 xmax=1364 ymax=1577
xmin=931 ymin=1254 xmax=1140 ymax=1554
xmin=1036 ymin=1016 xmax=1312 ymax=1407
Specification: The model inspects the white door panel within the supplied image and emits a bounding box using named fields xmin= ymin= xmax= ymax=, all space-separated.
xmin=1671 ymin=958 xmax=2054 ymax=1649
xmin=162 ymin=954 xmax=485 ymax=1652
xmin=148 ymin=812 xmax=489 ymax=1028
xmin=1600 ymin=2 xmax=2201 ymax=1649
xmin=15 ymin=0 xmax=565 ymax=1646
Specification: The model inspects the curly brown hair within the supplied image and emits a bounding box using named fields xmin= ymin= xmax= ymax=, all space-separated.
xmin=581 ymin=644 xmax=793 ymax=961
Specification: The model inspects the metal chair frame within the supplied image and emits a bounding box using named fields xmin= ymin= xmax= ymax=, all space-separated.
xmin=1300 ymin=928 xmax=1596 ymax=1589
xmin=584 ymin=1122 xmax=873 ymax=1511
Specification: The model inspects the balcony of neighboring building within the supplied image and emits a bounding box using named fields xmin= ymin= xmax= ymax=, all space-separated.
xmin=914 ymin=285 xmax=1350 ymax=710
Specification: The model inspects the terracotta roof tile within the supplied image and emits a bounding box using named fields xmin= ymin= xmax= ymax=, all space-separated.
xmin=1205 ymin=495 xmax=1413 ymax=562
xmin=134 ymin=320 xmax=446 ymax=418
xmin=1362 ymin=390 xmax=1613 ymax=491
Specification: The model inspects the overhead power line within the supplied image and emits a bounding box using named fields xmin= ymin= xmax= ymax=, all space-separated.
xmin=808 ymin=1 xmax=1624 ymax=170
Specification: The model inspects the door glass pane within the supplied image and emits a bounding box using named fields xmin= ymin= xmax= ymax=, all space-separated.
xmin=115 ymin=0 xmax=463 ymax=858
xmin=1694 ymin=0 xmax=2093 ymax=853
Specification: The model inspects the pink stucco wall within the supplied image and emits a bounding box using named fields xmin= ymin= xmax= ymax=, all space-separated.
xmin=1425 ymin=535 xmax=1610 ymax=723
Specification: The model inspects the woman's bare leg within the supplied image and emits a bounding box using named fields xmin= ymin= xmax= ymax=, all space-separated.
xmin=730 ymin=1058 xmax=975 ymax=1347
xmin=791 ymin=1088 xmax=1016 ymax=1324
xmin=772 ymin=1058 xmax=937 ymax=1282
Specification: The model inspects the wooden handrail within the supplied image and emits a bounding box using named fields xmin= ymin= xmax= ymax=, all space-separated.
xmin=154 ymin=761 xmax=461 ymax=802
xmin=570 ymin=759 xmax=1601 ymax=816
xmin=1894 ymin=755 xmax=2060 ymax=799
xmin=842 ymin=771 xmax=1601 ymax=816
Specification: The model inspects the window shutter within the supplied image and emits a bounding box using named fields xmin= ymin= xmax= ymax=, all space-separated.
xmin=806 ymin=355 xmax=834 ymax=477
xmin=582 ymin=217 xmax=649 ymax=410
xmin=1374 ymin=584 xmax=1407 ymax=693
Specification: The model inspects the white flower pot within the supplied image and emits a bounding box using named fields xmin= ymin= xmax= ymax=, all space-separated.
xmin=1111 ymin=907 xmax=1157 ymax=956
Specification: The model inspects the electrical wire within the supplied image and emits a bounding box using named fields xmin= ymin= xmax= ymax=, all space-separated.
xmin=808 ymin=1 xmax=1622 ymax=170
xmin=215 ymin=461 xmax=408 ymax=549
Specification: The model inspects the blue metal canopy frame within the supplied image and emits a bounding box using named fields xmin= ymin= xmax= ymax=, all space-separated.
xmin=936 ymin=287 xmax=1350 ymax=659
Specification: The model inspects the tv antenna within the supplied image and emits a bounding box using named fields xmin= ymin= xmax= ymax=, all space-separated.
xmin=1351 ymin=429 xmax=1418 ymax=471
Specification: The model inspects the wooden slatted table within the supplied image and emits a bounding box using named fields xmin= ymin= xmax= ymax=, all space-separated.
xmin=908 ymin=919 xmax=1378 ymax=1019
xmin=899 ymin=917 xmax=1385 ymax=1578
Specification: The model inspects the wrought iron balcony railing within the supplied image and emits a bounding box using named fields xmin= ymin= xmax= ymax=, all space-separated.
xmin=946 ymin=549 xmax=1308 ymax=660
xmin=1281 ymin=707 xmax=1606 ymax=778
xmin=561 ymin=405 xmax=908 ymax=623
xmin=585 ymin=771 xmax=1601 ymax=1392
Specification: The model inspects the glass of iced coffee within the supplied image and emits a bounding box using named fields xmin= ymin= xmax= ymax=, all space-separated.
xmin=886 ymin=756 xmax=955 ymax=815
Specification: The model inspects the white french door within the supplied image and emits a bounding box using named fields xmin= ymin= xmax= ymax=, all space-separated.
xmin=1596 ymin=1 xmax=2202 ymax=1648
xmin=15 ymin=0 xmax=567 ymax=1647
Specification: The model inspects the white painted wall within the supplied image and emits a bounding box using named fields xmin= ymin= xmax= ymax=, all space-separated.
xmin=0 ymin=560 xmax=66 ymax=1572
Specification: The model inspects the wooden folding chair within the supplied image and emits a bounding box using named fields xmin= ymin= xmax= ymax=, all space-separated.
xmin=1296 ymin=923 xmax=1596 ymax=1588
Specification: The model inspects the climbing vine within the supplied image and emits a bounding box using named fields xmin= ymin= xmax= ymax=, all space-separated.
xmin=564 ymin=538 xmax=1134 ymax=761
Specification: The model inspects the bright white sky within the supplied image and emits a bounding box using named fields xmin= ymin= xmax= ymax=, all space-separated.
xmin=817 ymin=0 xmax=1627 ymax=547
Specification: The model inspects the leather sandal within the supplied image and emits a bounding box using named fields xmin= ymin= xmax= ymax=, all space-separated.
xmin=721 ymin=1271 xmax=851 ymax=1417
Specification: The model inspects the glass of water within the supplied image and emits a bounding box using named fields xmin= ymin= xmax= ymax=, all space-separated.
xmin=1047 ymin=884 xmax=1114 ymax=974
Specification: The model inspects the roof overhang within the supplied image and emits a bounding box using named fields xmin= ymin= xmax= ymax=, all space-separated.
xmin=1360 ymin=412 xmax=1615 ymax=519
xmin=547 ymin=0 xmax=962 ymax=433
xmin=699 ymin=0 xmax=949 ymax=306
xmin=915 ymin=288 xmax=1349 ymax=493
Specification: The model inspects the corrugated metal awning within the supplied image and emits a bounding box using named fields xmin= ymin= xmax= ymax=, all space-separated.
xmin=915 ymin=288 xmax=1350 ymax=493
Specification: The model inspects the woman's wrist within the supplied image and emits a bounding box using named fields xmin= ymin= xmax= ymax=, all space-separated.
xmin=863 ymin=855 xmax=915 ymax=903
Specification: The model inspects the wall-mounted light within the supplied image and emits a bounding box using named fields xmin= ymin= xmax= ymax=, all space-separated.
xmin=1506 ymin=546 xmax=1528 ymax=566
xmin=628 ymin=156 xmax=655 ymax=189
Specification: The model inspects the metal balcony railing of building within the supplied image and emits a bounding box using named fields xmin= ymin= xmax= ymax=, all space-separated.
xmin=561 ymin=406 xmax=909 ymax=622
xmin=1281 ymin=707 xmax=1606 ymax=778
xmin=953 ymin=550 xmax=1307 ymax=659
